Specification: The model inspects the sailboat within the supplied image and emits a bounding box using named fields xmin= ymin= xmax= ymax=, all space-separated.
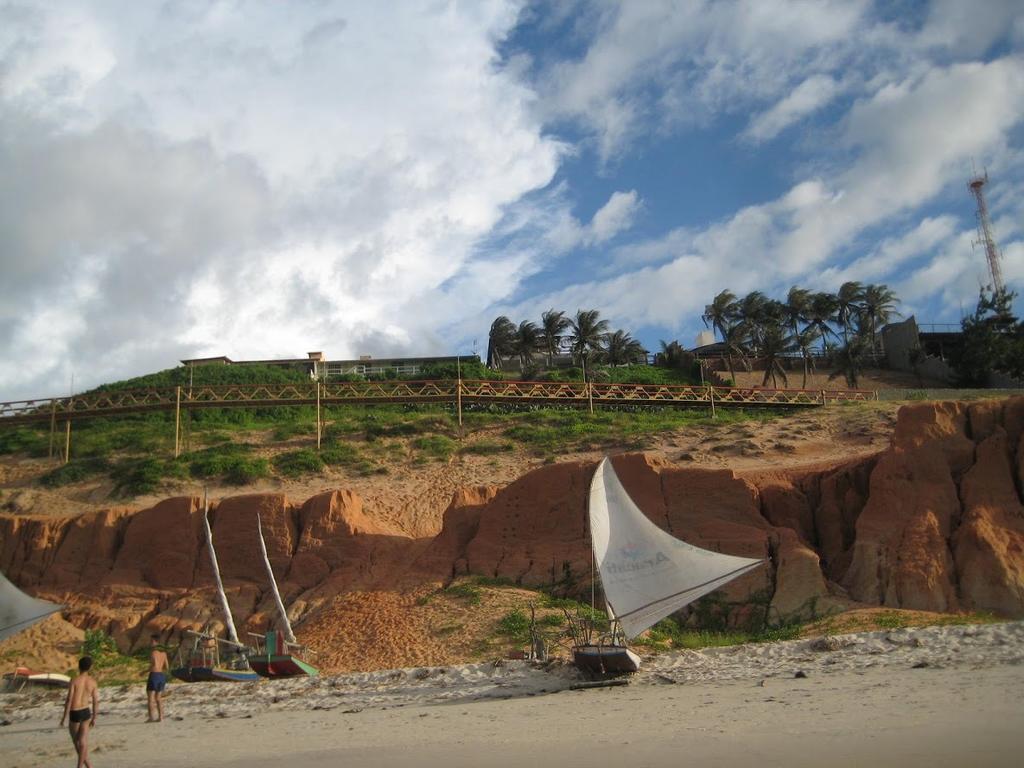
xmin=573 ymin=457 xmax=766 ymax=674
xmin=0 ymin=569 xmax=62 ymax=642
xmin=247 ymin=514 xmax=319 ymax=678
xmin=171 ymin=496 xmax=259 ymax=683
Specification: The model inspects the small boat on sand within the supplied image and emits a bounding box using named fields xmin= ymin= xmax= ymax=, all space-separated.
xmin=171 ymin=493 xmax=258 ymax=683
xmin=247 ymin=514 xmax=319 ymax=679
xmin=172 ymin=630 xmax=260 ymax=683
xmin=3 ymin=666 xmax=71 ymax=691
xmin=572 ymin=457 xmax=765 ymax=674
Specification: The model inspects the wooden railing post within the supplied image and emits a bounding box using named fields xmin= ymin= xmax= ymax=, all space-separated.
xmin=174 ymin=386 xmax=181 ymax=458
xmin=709 ymin=385 xmax=716 ymax=419
xmin=316 ymin=381 xmax=322 ymax=450
xmin=49 ymin=400 xmax=57 ymax=461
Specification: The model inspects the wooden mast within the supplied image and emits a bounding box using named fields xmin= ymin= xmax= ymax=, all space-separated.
xmin=256 ymin=514 xmax=296 ymax=645
xmin=202 ymin=491 xmax=239 ymax=645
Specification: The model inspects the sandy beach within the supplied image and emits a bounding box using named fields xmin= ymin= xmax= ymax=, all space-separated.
xmin=4 ymin=622 xmax=1022 ymax=767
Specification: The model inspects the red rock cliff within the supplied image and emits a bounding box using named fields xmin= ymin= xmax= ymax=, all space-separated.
xmin=3 ymin=398 xmax=1024 ymax=653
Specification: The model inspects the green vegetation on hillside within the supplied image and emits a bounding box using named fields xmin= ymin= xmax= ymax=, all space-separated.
xmin=4 ymin=401 xmax=783 ymax=496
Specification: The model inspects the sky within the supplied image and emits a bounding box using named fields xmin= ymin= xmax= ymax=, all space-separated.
xmin=2 ymin=0 xmax=1024 ymax=399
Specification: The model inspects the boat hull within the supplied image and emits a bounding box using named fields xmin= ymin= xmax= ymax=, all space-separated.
xmin=249 ymin=655 xmax=319 ymax=678
xmin=171 ymin=666 xmax=260 ymax=683
xmin=573 ymin=645 xmax=641 ymax=674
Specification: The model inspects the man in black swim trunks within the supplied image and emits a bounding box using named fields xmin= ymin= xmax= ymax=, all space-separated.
xmin=61 ymin=656 xmax=98 ymax=768
xmin=146 ymin=634 xmax=169 ymax=723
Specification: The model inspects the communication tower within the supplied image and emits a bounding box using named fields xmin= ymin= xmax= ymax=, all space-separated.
xmin=968 ymin=172 xmax=1005 ymax=294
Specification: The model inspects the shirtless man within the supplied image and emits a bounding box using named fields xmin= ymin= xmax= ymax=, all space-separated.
xmin=60 ymin=656 xmax=98 ymax=768
xmin=146 ymin=634 xmax=169 ymax=723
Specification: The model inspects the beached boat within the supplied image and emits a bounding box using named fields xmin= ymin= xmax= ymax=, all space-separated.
xmin=3 ymin=666 xmax=71 ymax=691
xmin=248 ymin=514 xmax=319 ymax=679
xmin=172 ymin=630 xmax=260 ymax=683
xmin=572 ymin=457 xmax=765 ymax=674
xmin=171 ymin=494 xmax=258 ymax=684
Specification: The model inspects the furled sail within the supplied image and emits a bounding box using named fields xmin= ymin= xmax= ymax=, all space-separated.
xmin=0 ymin=569 xmax=62 ymax=642
xmin=202 ymin=499 xmax=240 ymax=645
xmin=589 ymin=457 xmax=765 ymax=639
xmin=256 ymin=514 xmax=296 ymax=645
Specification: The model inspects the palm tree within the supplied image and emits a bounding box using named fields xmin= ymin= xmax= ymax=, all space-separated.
xmin=539 ymin=309 xmax=571 ymax=366
xmin=512 ymin=320 xmax=541 ymax=369
xmin=793 ymin=326 xmax=821 ymax=388
xmin=657 ymin=339 xmax=685 ymax=368
xmin=759 ymin=323 xmax=793 ymax=388
xmin=835 ymin=281 xmax=864 ymax=345
xmin=806 ymin=292 xmax=839 ymax=349
xmin=569 ymin=309 xmax=610 ymax=365
xmin=702 ymin=290 xmax=738 ymax=342
xmin=829 ymin=336 xmax=870 ymax=388
xmin=737 ymin=291 xmax=770 ymax=350
xmin=860 ymin=284 xmax=900 ymax=350
xmin=602 ymin=330 xmax=646 ymax=367
xmin=719 ymin=321 xmax=749 ymax=385
xmin=485 ymin=316 xmax=517 ymax=370
xmin=784 ymin=286 xmax=812 ymax=341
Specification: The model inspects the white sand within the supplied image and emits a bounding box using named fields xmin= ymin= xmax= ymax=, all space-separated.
xmin=4 ymin=622 xmax=1023 ymax=767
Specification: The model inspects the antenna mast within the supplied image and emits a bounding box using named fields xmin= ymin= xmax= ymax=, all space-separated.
xmin=968 ymin=171 xmax=1005 ymax=294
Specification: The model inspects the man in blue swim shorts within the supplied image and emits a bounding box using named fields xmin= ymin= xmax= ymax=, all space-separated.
xmin=146 ymin=634 xmax=169 ymax=722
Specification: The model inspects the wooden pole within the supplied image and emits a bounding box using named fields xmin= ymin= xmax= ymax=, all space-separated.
xmin=709 ymin=385 xmax=716 ymax=420
xmin=456 ymin=356 xmax=463 ymax=427
xmin=316 ymin=381 xmax=322 ymax=451
xmin=64 ymin=419 xmax=71 ymax=464
xmin=583 ymin=357 xmax=594 ymax=415
xmin=174 ymin=386 xmax=181 ymax=458
xmin=48 ymin=401 xmax=57 ymax=461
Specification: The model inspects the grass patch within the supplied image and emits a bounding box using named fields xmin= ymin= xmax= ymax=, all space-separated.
xmin=39 ymin=457 xmax=111 ymax=487
xmin=460 ymin=439 xmax=514 ymax=456
xmin=440 ymin=582 xmax=482 ymax=606
xmin=272 ymin=449 xmax=325 ymax=478
xmin=187 ymin=444 xmax=270 ymax=485
xmin=496 ymin=609 xmax=531 ymax=642
xmin=413 ymin=435 xmax=457 ymax=462
xmin=110 ymin=457 xmax=189 ymax=496
xmin=636 ymin=617 xmax=802 ymax=649
xmin=0 ymin=426 xmax=50 ymax=457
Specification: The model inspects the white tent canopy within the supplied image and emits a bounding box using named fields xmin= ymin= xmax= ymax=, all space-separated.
xmin=589 ymin=458 xmax=765 ymax=639
xmin=0 ymin=569 xmax=62 ymax=643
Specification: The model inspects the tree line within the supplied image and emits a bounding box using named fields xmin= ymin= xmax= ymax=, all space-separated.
xmin=701 ymin=282 xmax=900 ymax=388
xmin=486 ymin=310 xmax=646 ymax=371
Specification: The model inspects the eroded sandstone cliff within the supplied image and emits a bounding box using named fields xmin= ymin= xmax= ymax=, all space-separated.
xmin=2 ymin=399 xmax=1023 ymax=655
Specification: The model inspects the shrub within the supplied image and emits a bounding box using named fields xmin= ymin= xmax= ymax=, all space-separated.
xmin=111 ymin=457 xmax=188 ymax=496
xmin=272 ymin=449 xmax=324 ymax=478
xmin=187 ymin=445 xmax=270 ymax=485
xmin=0 ymin=427 xmax=53 ymax=457
xmin=497 ymin=609 xmax=530 ymax=641
xmin=460 ymin=440 xmax=514 ymax=456
xmin=441 ymin=583 xmax=482 ymax=605
xmin=413 ymin=435 xmax=456 ymax=461
xmin=39 ymin=458 xmax=111 ymax=488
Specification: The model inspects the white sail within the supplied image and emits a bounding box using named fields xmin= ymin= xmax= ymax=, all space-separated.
xmin=0 ymin=569 xmax=61 ymax=642
xmin=256 ymin=514 xmax=296 ymax=645
xmin=203 ymin=500 xmax=240 ymax=645
xmin=589 ymin=458 xmax=765 ymax=639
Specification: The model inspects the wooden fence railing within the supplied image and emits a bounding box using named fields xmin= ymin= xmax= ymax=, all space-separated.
xmin=0 ymin=379 xmax=876 ymax=427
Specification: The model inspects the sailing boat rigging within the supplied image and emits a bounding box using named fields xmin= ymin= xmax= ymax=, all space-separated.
xmin=0 ymin=569 xmax=61 ymax=642
xmin=248 ymin=513 xmax=319 ymax=678
xmin=171 ymin=493 xmax=259 ymax=683
xmin=572 ymin=457 xmax=765 ymax=674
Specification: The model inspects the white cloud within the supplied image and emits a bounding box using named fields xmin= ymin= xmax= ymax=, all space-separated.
xmin=539 ymin=0 xmax=869 ymax=160
xmin=587 ymin=189 xmax=641 ymax=244
xmin=0 ymin=1 xmax=562 ymax=398
xmin=743 ymin=74 xmax=841 ymax=142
